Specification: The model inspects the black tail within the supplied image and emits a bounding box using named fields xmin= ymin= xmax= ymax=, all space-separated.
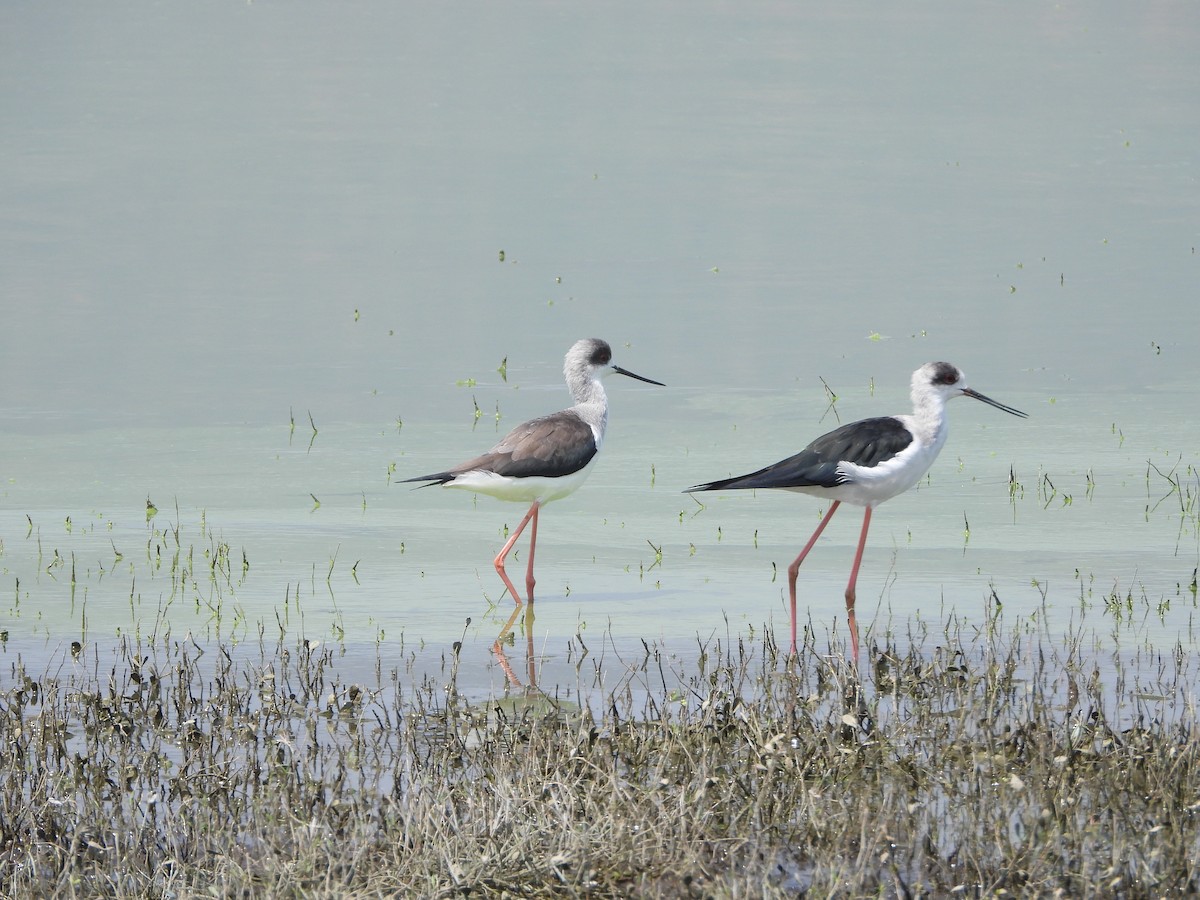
xmin=398 ymin=472 xmax=454 ymax=487
xmin=684 ymin=474 xmax=753 ymax=493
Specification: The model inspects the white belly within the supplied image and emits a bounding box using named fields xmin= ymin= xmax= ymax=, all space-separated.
xmin=790 ymin=427 xmax=945 ymax=509
xmin=443 ymin=456 xmax=598 ymax=505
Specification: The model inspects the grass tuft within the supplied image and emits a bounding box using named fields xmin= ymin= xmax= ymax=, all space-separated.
xmin=0 ymin=623 xmax=1197 ymax=897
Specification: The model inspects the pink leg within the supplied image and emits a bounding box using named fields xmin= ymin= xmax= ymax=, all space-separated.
xmin=845 ymin=507 xmax=872 ymax=661
xmin=787 ymin=500 xmax=841 ymax=656
xmin=524 ymin=504 xmax=539 ymax=599
xmin=494 ymin=500 xmax=540 ymax=605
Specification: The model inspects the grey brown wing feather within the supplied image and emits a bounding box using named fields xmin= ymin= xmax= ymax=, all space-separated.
xmin=686 ymin=416 xmax=912 ymax=492
xmin=402 ymin=411 xmax=598 ymax=484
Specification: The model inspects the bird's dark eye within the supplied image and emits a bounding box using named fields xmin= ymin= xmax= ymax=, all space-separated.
xmin=931 ymin=362 xmax=958 ymax=385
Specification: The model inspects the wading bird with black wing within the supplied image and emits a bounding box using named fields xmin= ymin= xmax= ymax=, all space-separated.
xmin=686 ymin=362 xmax=1027 ymax=659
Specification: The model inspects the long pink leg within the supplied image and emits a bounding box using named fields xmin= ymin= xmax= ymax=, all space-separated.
xmin=844 ymin=507 xmax=872 ymax=661
xmin=524 ymin=503 xmax=539 ymax=599
xmin=787 ymin=500 xmax=841 ymax=656
xmin=494 ymin=500 xmax=541 ymax=605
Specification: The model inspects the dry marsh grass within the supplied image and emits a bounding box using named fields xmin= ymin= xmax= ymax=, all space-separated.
xmin=0 ymin=619 xmax=1197 ymax=898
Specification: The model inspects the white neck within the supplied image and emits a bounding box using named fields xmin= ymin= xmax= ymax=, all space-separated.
xmin=568 ymin=373 xmax=610 ymax=445
xmin=908 ymin=387 xmax=949 ymax=448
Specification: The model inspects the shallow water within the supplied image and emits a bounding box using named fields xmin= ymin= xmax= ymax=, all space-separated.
xmin=2 ymin=2 xmax=1198 ymax=692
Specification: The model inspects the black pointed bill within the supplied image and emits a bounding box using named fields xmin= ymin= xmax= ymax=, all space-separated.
xmin=612 ymin=365 xmax=665 ymax=386
xmin=962 ymin=387 xmax=1027 ymax=418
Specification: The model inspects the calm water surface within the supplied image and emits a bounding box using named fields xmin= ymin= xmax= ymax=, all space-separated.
xmin=2 ymin=3 xmax=1198 ymax=693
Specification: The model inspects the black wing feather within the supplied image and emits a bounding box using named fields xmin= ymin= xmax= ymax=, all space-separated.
xmin=686 ymin=416 xmax=912 ymax=492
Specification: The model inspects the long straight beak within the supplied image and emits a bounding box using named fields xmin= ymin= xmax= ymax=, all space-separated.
xmin=612 ymin=365 xmax=665 ymax=386
xmin=963 ymin=387 xmax=1027 ymax=418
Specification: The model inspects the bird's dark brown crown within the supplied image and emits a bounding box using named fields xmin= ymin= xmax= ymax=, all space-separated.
xmin=930 ymin=361 xmax=960 ymax=385
xmin=588 ymin=340 xmax=613 ymax=366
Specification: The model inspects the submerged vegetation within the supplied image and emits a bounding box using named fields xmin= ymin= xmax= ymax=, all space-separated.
xmin=1 ymin=619 xmax=1197 ymax=897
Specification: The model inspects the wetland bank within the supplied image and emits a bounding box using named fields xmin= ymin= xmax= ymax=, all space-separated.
xmin=1 ymin=606 xmax=1198 ymax=897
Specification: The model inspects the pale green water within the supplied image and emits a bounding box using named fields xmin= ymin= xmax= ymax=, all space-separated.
xmin=2 ymin=3 xmax=1198 ymax=691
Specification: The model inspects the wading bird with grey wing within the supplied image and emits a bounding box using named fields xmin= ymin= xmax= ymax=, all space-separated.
xmin=403 ymin=338 xmax=664 ymax=610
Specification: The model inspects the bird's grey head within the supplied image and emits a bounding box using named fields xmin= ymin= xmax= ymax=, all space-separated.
xmin=564 ymin=338 xmax=664 ymax=388
xmin=563 ymin=338 xmax=612 ymax=380
xmin=584 ymin=338 xmax=613 ymax=368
